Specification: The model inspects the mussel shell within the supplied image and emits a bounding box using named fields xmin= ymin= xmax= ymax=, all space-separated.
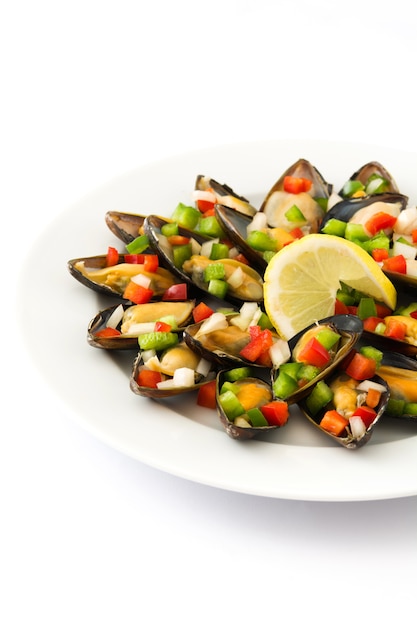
xmin=68 ymin=253 xmax=179 ymax=299
xmin=144 ymin=214 xmax=264 ymax=305
xmin=87 ymin=300 xmax=196 ymax=349
xmin=195 ymin=175 xmax=257 ymax=217
xmin=260 ymin=158 xmax=332 ymax=214
xmin=130 ymin=350 xmax=216 ymax=399
xmin=214 ymin=204 xmax=267 ymax=274
xmin=338 ymin=161 xmax=400 ymax=197
xmin=105 ymin=211 xmax=146 ymax=244
xmin=216 ymin=371 xmax=279 ymax=440
xmin=382 ymin=269 xmax=417 ymax=293
xmin=378 ymin=351 xmax=417 ymax=421
xmin=273 ymin=314 xmax=363 ymax=405
xmin=320 ymin=192 xmax=408 ymax=232
xmin=184 ymin=315 xmax=277 ymax=369
xmin=298 ymin=373 xmax=390 ymax=449
xmin=362 ymin=324 xmax=417 ymax=358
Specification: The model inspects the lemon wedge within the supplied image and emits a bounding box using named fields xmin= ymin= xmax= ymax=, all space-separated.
xmin=263 ymin=233 xmax=397 ymax=340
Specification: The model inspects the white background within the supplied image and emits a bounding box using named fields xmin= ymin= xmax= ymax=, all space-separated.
xmin=2 ymin=1 xmax=417 ymax=625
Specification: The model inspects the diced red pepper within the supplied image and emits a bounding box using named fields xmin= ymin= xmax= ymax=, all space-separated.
xmin=143 ymin=254 xmax=159 ymax=273
xmin=106 ymin=246 xmax=119 ymax=266
xmin=320 ymin=410 xmax=349 ymax=436
xmin=239 ymin=328 xmax=273 ymax=363
xmin=334 ymin=298 xmax=349 ymax=315
xmin=124 ymin=253 xmax=145 ymax=264
xmin=289 ymin=227 xmax=304 ymax=239
xmin=154 ymin=321 xmax=172 ymax=333
xmin=363 ymin=316 xmax=384 ymax=332
xmin=346 ymin=305 xmax=358 ymax=315
xmin=344 ymin=351 xmax=376 ymax=380
xmin=351 ymin=405 xmax=377 ymax=429
xmin=412 ymin=229 xmax=417 ymax=244
xmin=283 ymin=176 xmax=312 ymax=194
xmin=375 ymin=303 xmax=393 ymax=318
xmin=371 ymin=248 xmax=389 ymax=262
xmin=410 ymin=310 xmax=417 ymax=319
xmin=296 ymin=336 xmax=331 ymax=368
xmin=382 ymin=254 xmax=407 ymax=274
xmin=136 ymin=369 xmax=163 ymax=389
xmin=384 ymin=317 xmax=407 ymax=341
xmin=192 ymin=301 xmax=215 ymax=323
xmin=123 ymin=281 xmax=153 ymax=304
xmin=162 ymin=283 xmax=188 ymax=301
xmin=233 ymin=253 xmax=250 ymax=265
xmin=365 ymin=211 xmax=397 ymax=235
xmin=167 ymin=235 xmax=191 ymax=246
xmin=260 ymin=401 xmax=289 ymax=427
xmin=197 ymin=199 xmax=216 ymax=214
xmin=94 ymin=327 xmax=122 ymax=338
xmin=197 ymin=380 xmax=217 ymax=409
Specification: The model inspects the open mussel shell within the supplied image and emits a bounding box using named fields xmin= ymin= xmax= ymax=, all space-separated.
xmin=362 ymin=324 xmax=417 ymax=358
xmin=68 ymin=253 xmax=179 ymax=299
xmin=87 ymin=300 xmax=196 ymax=349
xmin=338 ymin=161 xmax=400 ymax=197
xmin=144 ymin=214 xmax=264 ymax=305
xmin=378 ymin=351 xmax=417 ymax=421
xmin=130 ymin=348 xmax=216 ymax=399
xmin=298 ymin=373 xmax=390 ymax=449
xmin=216 ymin=371 xmax=279 ymax=440
xmin=214 ymin=204 xmax=267 ymax=273
xmin=274 ymin=314 xmax=363 ymax=405
xmin=382 ymin=269 xmax=417 ymax=292
xmin=320 ymin=192 xmax=408 ymax=233
xmin=105 ymin=211 xmax=147 ymax=244
xmin=183 ymin=314 xmax=277 ymax=369
xmin=259 ymin=158 xmax=332 ymax=231
xmin=195 ymin=175 xmax=257 ymax=217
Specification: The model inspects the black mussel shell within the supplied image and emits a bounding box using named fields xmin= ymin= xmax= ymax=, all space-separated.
xmin=195 ymin=175 xmax=257 ymax=216
xmin=105 ymin=211 xmax=146 ymax=244
xmin=298 ymin=372 xmax=390 ymax=449
xmin=68 ymin=253 xmax=180 ymax=299
xmin=214 ymin=204 xmax=267 ymax=274
xmin=272 ymin=314 xmax=363 ymax=405
xmin=87 ymin=300 xmax=196 ymax=349
xmin=216 ymin=370 xmax=284 ymax=440
xmin=338 ymin=161 xmax=400 ymax=197
xmin=320 ymin=192 xmax=408 ymax=232
xmin=378 ymin=351 xmax=417 ymax=421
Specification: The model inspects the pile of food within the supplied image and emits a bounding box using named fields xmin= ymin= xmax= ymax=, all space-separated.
xmin=68 ymin=158 xmax=417 ymax=448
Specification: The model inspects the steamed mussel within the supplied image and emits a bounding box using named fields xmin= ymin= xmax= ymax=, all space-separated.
xmin=378 ymin=351 xmax=417 ymax=421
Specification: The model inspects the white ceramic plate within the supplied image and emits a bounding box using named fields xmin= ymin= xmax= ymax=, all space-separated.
xmin=17 ymin=139 xmax=417 ymax=501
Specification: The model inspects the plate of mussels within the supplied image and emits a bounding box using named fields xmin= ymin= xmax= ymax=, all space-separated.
xmin=18 ymin=139 xmax=417 ymax=501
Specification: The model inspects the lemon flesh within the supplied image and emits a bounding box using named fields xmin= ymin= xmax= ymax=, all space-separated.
xmin=263 ymin=234 xmax=397 ymax=340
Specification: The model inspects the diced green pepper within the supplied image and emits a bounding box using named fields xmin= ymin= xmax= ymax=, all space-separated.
xmin=210 ymin=242 xmax=230 ymax=260
xmin=320 ymin=218 xmax=347 ymax=237
xmin=219 ymin=390 xmax=245 ymax=420
xmin=246 ymin=407 xmax=269 ymax=427
xmin=224 ymin=367 xmax=253 ymax=382
xmin=305 ymin=381 xmax=333 ymax=416
xmin=172 ymin=243 xmax=192 ymax=268
xmin=204 ymin=263 xmax=225 ymax=282
xmin=138 ymin=331 xmax=179 ymax=352
xmin=220 ymin=381 xmax=241 ymax=395
xmin=196 ymin=216 xmax=226 ymax=239
xmin=404 ymin=402 xmax=417 ymax=416
xmin=170 ymin=203 xmax=201 ymax=230
xmin=386 ymin=397 xmax=405 ymax=417
xmin=357 ymin=297 xmax=377 ymax=320
xmin=341 ymin=180 xmax=365 ymax=198
xmin=126 ymin=234 xmax=150 ymax=254
xmin=315 ymin=328 xmax=341 ymax=350
xmin=297 ymin=364 xmax=321 ymax=383
xmin=273 ymin=371 xmax=299 ymax=399
xmin=161 ymin=222 xmax=179 ymax=237
xmin=284 ymin=205 xmax=306 ymax=223
xmin=208 ymin=279 xmax=228 ymax=299
xmin=365 ymin=174 xmax=389 ymax=195
xmin=257 ymin=312 xmax=273 ymax=330
xmin=263 ymin=250 xmax=276 ymax=264
xmin=345 ymin=223 xmax=369 ymax=242
xmin=246 ymin=230 xmax=278 ymax=252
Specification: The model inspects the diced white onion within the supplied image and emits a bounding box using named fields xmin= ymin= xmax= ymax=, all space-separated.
xmin=406 ymin=259 xmax=417 ymax=278
xmin=228 ymin=247 xmax=240 ymax=258
xmin=190 ymin=238 xmax=202 ymax=255
xmin=155 ymin=233 xmax=173 ymax=260
xmin=392 ymin=240 xmax=417 ymax=260
xmin=247 ymin=211 xmax=268 ymax=233
xmin=349 ymin=416 xmax=367 ymax=438
xmin=269 ymin=339 xmax=291 ymax=368
xmin=106 ymin=304 xmax=125 ymax=329
xmin=143 ymin=355 xmax=162 ymax=371
xmin=131 ymin=273 xmax=152 ymax=288
xmin=157 ymin=367 xmax=195 ymax=389
xmin=196 ymin=358 xmax=211 ymax=377
xmin=356 ymin=380 xmax=387 ymax=394
xmin=200 ymin=239 xmax=217 ymax=258
xmin=191 ymin=189 xmax=217 ymax=203
xmin=227 ymin=266 xmax=244 ymax=289
xmin=393 ymin=206 xmax=417 ymax=234
xmin=195 ymin=312 xmax=228 ymax=338
xmin=124 ymin=322 xmax=156 ymax=335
